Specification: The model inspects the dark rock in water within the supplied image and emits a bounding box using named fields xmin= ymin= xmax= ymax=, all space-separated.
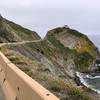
xmin=95 ymin=59 xmax=100 ymax=68
xmin=90 ymin=72 xmax=100 ymax=77
xmin=74 ymin=73 xmax=82 ymax=86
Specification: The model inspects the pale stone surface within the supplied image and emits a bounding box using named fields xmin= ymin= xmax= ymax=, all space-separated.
xmin=0 ymin=87 xmax=5 ymax=100
xmin=0 ymin=51 xmax=59 ymax=100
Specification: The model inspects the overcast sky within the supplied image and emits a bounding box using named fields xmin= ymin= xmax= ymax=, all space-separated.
xmin=0 ymin=0 xmax=100 ymax=38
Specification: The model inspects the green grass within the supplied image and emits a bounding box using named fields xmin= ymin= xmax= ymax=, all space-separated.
xmin=47 ymin=35 xmax=76 ymax=54
xmin=67 ymin=29 xmax=94 ymax=48
xmin=48 ymin=80 xmax=62 ymax=92
xmin=67 ymin=29 xmax=87 ymax=38
xmin=6 ymin=20 xmax=33 ymax=35
xmin=53 ymin=28 xmax=64 ymax=33
xmin=47 ymin=35 xmax=95 ymax=72
xmin=75 ymin=52 xmax=94 ymax=72
xmin=61 ymin=87 xmax=92 ymax=100
xmin=8 ymin=55 xmax=33 ymax=77
xmin=9 ymin=56 xmax=22 ymax=63
xmin=5 ymin=19 xmax=40 ymax=40
xmin=47 ymin=79 xmax=92 ymax=100
xmin=20 ymin=67 xmax=33 ymax=77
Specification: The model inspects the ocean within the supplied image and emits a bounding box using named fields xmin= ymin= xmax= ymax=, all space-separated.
xmin=76 ymin=72 xmax=100 ymax=94
xmin=88 ymin=35 xmax=100 ymax=51
xmin=77 ymin=35 xmax=100 ymax=94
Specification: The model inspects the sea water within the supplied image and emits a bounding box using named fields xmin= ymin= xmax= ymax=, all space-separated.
xmin=76 ymin=72 xmax=100 ymax=94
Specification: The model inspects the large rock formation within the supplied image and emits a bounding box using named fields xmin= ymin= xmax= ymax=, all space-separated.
xmin=44 ymin=27 xmax=99 ymax=73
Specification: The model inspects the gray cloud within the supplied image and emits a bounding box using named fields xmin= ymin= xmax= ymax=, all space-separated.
xmin=0 ymin=0 xmax=100 ymax=38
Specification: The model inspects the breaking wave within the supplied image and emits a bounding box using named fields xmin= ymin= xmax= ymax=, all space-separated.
xmin=76 ymin=72 xmax=100 ymax=94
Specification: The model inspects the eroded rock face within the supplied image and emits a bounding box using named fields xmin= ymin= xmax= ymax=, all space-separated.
xmin=45 ymin=27 xmax=99 ymax=72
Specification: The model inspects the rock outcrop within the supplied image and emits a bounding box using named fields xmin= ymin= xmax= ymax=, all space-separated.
xmin=45 ymin=27 xmax=99 ymax=73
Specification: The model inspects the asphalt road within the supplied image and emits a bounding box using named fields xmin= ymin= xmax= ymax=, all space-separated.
xmin=0 ymin=86 xmax=5 ymax=100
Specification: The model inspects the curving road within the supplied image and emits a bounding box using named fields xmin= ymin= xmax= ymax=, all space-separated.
xmin=0 ymin=40 xmax=42 ymax=47
xmin=0 ymin=86 xmax=5 ymax=100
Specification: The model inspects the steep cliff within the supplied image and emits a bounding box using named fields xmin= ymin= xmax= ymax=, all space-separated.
xmin=44 ymin=27 xmax=99 ymax=72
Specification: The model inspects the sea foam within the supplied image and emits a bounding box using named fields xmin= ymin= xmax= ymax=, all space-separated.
xmin=76 ymin=72 xmax=100 ymax=94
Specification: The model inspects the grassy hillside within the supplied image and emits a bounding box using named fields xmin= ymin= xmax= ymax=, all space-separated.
xmin=6 ymin=19 xmax=41 ymax=41
xmin=0 ymin=16 xmax=41 ymax=42
xmin=0 ymin=43 xmax=93 ymax=100
xmin=0 ymin=17 xmax=99 ymax=100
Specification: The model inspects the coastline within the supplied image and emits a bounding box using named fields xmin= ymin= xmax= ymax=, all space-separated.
xmin=76 ymin=72 xmax=100 ymax=94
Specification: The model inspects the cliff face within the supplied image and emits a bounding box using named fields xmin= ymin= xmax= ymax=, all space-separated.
xmin=0 ymin=17 xmax=100 ymax=100
xmin=45 ymin=27 xmax=99 ymax=73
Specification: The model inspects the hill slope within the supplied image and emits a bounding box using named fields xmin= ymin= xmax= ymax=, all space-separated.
xmin=0 ymin=15 xmax=41 ymax=42
xmin=0 ymin=17 xmax=100 ymax=100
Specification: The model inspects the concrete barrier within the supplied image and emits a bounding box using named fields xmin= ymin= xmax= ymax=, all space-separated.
xmin=0 ymin=52 xmax=59 ymax=100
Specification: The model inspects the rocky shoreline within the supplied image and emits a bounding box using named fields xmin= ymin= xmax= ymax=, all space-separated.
xmin=75 ymin=72 xmax=100 ymax=94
